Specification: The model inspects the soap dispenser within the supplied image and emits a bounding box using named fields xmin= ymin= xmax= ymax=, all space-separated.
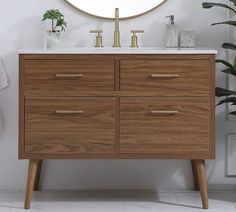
xmin=165 ymin=15 xmax=178 ymax=48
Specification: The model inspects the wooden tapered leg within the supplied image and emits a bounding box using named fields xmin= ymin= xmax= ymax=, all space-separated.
xmin=24 ymin=159 xmax=40 ymax=209
xmin=191 ymin=160 xmax=199 ymax=191
xmin=33 ymin=160 xmax=42 ymax=191
xmin=195 ymin=160 xmax=208 ymax=209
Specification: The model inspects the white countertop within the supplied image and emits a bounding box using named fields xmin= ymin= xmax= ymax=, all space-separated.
xmin=19 ymin=47 xmax=217 ymax=55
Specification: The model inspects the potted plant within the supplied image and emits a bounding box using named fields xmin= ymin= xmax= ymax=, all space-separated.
xmin=202 ymin=1 xmax=236 ymax=114
xmin=42 ymin=9 xmax=67 ymax=49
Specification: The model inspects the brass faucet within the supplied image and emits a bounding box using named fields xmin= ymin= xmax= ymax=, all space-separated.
xmin=113 ymin=8 xmax=121 ymax=48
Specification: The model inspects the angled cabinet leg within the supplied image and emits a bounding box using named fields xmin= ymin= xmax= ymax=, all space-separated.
xmin=24 ymin=159 xmax=40 ymax=209
xmin=34 ymin=160 xmax=43 ymax=191
xmin=191 ymin=160 xmax=199 ymax=191
xmin=195 ymin=160 xmax=208 ymax=209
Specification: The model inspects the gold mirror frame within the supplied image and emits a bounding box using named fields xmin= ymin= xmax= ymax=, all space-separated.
xmin=65 ymin=0 xmax=167 ymax=20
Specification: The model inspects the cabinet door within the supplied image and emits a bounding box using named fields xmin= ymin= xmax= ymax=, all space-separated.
xmin=120 ymin=98 xmax=211 ymax=158
xmin=24 ymin=59 xmax=114 ymax=93
xmin=25 ymin=97 xmax=115 ymax=154
xmin=120 ymin=60 xmax=209 ymax=92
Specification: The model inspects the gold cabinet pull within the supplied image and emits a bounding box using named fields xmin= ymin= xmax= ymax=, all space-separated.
xmin=55 ymin=74 xmax=84 ymax=78
xmin=149 ymin=110 xmax=179 ymax=115
xmin=150 ymin=74 xmax=180 ymax=78
xmin=55 ymin=110 xmax=84 ymax=114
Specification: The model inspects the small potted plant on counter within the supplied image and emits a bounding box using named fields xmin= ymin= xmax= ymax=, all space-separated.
xmin=42 ymin=9 xmax=67 ymax=49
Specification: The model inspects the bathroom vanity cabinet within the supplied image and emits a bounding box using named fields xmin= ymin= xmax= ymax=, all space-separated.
xmin=19 ymin=50 xmax=216 ymax=209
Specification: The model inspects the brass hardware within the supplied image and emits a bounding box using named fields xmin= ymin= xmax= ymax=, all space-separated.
xmin=130 ymin=30 xmax=144 ymax=48
xmin=113 ymin=8 xmax=121 ymax=48
xmin=55 ymin=74 xmax=84 ymax=78
xmin=149 ymin=110 xmax=179 ymax=115
xmin=55 ymin=110 xmax=84 ymax=114
xmin=89 ymin=30 xmax=103 ymax=48
xmin=150 ymin=74 xmax=179 ymax=78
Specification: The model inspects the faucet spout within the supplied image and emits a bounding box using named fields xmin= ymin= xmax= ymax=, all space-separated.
xmin=113 ymin=8 xmax=121 ymax=48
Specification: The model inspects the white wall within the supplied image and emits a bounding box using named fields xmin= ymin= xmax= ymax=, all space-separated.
xmin=0 ymin=0 xmax=235 ymax=191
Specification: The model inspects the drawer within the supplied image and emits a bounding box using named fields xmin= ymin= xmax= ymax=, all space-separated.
xmin=24 ymin=59 xmax=114 ymax=92
xmin=120 ymin=60 xmax=210 ymax=91
xmin=25 ymin=97 xmax=115 ymax=154
xmin=120 ymin=98 xmax=210 ymax=155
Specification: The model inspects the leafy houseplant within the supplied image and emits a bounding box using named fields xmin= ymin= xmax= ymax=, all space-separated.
xmin=202 ymin=1 xmax=236 ymax=115
xmin=42 ymin=9 xmax=67 ymax=49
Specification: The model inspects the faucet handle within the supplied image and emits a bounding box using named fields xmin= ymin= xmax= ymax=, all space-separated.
xmin=89 ymin=30 xmax=103 ymax=48
xmin=130 ymin=30 xmax=144 ymax=48
xmin=131 ymin=30 xmax=144 ymax=34
xmin=89 ymin=30 xmax=103 ymax=35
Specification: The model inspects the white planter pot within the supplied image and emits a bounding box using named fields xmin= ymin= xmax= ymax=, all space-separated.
xmin=47 ymin=31 xmax=61 ymax=49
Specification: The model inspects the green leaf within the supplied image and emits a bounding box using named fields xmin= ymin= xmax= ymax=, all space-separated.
xmin=202 ymin=2 xmax=236 ymax=13
xmin=216 ymin=59 xmax=235 ymax=69
xmin=54 ymin=18 xmax=67 ymax=32
xmin=229 ymin=0 xmax=236 ymax=6
xmin=222 ymin=43 xmax=236 ymax=50
xmin=228 ymin=111 xmax=236 ymax=115
xmin=217 ymin=97 xmax=236 ymax=106
xmin=42 ymin=9 xmax=64 ymax=21
xmin=216 ymin=59 xmax=236 ymax=76
xmin=212 ymin=21 xmax=236 ymax=27
xmin=221 ymin=68 xmax=232 ymax=73
xmin=221 ymin=68 xmax=236 ymax=76
xmin=216 ymin=87 xmax=236 ymax=97
xmin=42 ymin=9 xmax=67 ymax=32
xmin=234 ymin=56 xmax=236 ymax=69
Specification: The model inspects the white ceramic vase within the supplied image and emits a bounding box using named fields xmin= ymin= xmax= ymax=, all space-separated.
xmin=47 ymin=31 xmax=61 ymax=49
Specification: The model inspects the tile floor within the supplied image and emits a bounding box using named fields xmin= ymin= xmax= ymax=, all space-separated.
xmin=0 ymin=191 xmax=235 ymax=212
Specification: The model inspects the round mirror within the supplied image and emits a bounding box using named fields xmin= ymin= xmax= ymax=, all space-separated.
xmin=65 ymin=0 xmax=167 ymax=19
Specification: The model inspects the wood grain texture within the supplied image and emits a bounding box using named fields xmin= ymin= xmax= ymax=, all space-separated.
xmin=191 ymin=160 xmax=199 ymax=191
xmin=19 ymin=55 xmax=25 ymax=159
xmin=120 ymin=97 xmax=210 ymax=155
xmin=33 ymin=160 xmax=42 ymax=191
xmin=25 ymin=97 xmax=115 ymax=154
xmin=19 ymin=54 xmax=215 ymax=160
xmin=195 ymin=160 xmax=208 ymax=209
xmin=24 ymin=159 xmax=40 ymax=209
xmin=19 ymin=54 xmax=215 ymax=210
xmin=114 ymin=97 xmax=120 ymax=153
xmin=22 ymin=54 xmax=211 ymax=60
xmin=209 ymin=55 xmax=216 ymax=159
xmin=20 ymin=152 xmax=213 ymax=160
xmin=24 ymin=90 xmax=210 ymax=98
xmin=120 ymin=60 xmax=210 ymax=91
xmin=24 ymin=59 xmax=115 ymax=92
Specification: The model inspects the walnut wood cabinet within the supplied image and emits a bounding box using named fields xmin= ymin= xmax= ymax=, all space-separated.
xmin=19 ymin=53 xmax=215 ymax=209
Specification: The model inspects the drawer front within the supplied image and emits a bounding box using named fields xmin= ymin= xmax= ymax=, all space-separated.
xmin=24 ymin=59 xmax=114 ymax=92
xmin=25 ymin=98 xmax=115 ymax=154
xmin=120 ymin=98 xmax=210 ymax=155
xmin=120 ymin=60 xmax=210 ymax=91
